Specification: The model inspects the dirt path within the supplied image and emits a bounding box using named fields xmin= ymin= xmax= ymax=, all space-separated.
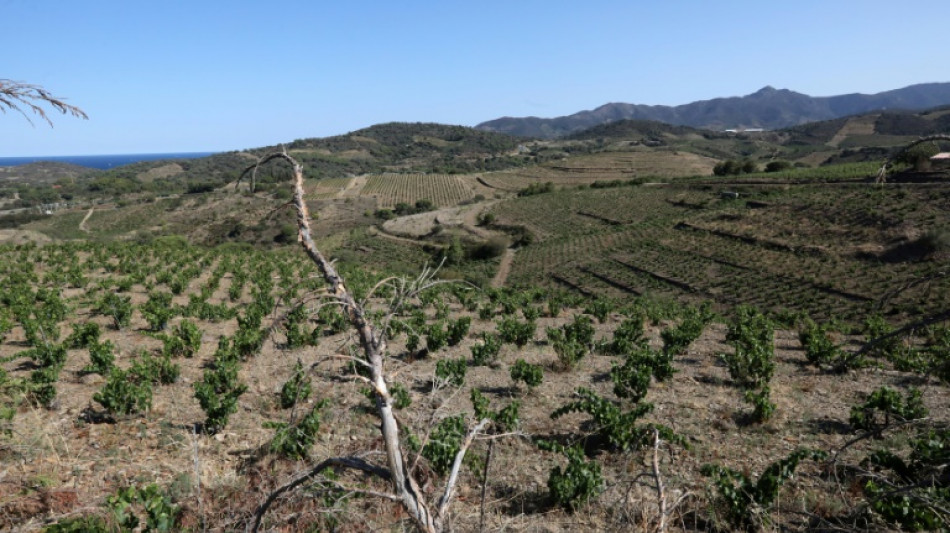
xmin=79 ymin=207 xmax=94 ymax=232
xmin=490 ymin=247 xmax=516 ymax=288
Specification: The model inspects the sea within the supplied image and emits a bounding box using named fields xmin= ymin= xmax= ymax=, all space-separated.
xmin=0 ymin=152 xmax=218 ymax=170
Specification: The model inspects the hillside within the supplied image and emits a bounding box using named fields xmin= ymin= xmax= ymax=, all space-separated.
xmin=0 ymin=115 xmax=949 ymax=531
xmin=476 ymin=82 xmax=950 ymax=138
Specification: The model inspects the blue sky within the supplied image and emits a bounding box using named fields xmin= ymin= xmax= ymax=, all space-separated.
xmin=2 ymin=0 xmax=947 ymax=156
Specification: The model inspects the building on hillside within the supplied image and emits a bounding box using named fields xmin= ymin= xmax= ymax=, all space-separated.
xmin=930 ymin=152 xmax=950 ymax=170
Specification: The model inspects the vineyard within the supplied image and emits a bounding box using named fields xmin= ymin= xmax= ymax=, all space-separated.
xmin=359 ymin=173 xmax=485 ymax=208
xmin=492 ymin=181 xmax=950 ymax=323
xmin=0 ymin=234 xmax=946 ymax=531
xmin=0 ymin=119 xmax=948 ymax=531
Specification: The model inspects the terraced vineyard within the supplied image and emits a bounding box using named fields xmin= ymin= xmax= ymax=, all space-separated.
xmin=360 ymin=173 xmax=478 ymax=207
xmin=492 ymin=180 xmax=950 ymax=323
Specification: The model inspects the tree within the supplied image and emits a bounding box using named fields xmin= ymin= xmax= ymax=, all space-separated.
xmin=0 ymin=79 xmax=87 ymax=126
xmin=245 ymin=151 xmax=501 ymax=533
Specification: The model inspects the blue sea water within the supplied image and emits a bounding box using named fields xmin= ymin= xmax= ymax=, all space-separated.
xmin=0 ymin=152 xmax=218 ymax=170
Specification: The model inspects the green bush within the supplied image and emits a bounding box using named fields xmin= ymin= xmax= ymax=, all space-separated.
xmin=279 ymin=359 xmax=312 ymax=409
xmin=141 ymin=291 xmax=175 ymax=331
xmin=435 ymin=358 xmax=467 ymax=388
xmin=267 ymin=399 xmax=328 ymax=459
xmin=422 ymin=415 xmax=466 ymax=476
xmin=510 ymin=358 xmax=543 ymax=390
xmin=470 ymin=332 xmax=502 ymax=366
xmin=721 ymin=306 xmax=775 ymax=422
xmin=702 ymin=449 xmax=827 ymax=531
xmin=194 ymin=338 xmax=247 ymax=434
xmin=83 ymin=340 xmax=116 ymax=375
xmin=94 ymin=367 xmax=153 ymax=416
xmin=542 ymin=442 xmax=603 ymax=512
xmin=849 ymin=386 xmax=927 ymax=435
xmin=96 ymin=292 xmax=133 ymax=330
xmin=497 ymin=316 xmax=536 ymax=348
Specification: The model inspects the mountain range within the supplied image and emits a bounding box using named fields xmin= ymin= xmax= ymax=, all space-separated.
xmin=475 ymin=82 xmax=950 ymax=138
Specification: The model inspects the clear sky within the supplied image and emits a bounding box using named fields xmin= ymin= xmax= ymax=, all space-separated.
xmin=2 ymin=0 xmax=948 ymax=156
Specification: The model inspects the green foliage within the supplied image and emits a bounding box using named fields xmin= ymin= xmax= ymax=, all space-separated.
xmin=267 ymin=399 xmax=328 ymax=459
xmin=610 ymin=349 xmax=652 ymax=403
xmin=45 ymin=515 xmax=111 ymax=532
xmin=798 ymin=317 xmax=848 ymax=370
xmin=106 ymin=483 xmax=180 ymax=532
xmin=713 ymin=158 xmax=758 ymax=176
xmin=470 ymin=332 xmax=502 ymax=366
xmin=510 ymin=358 xmax=544 ymax=390
xmin=94 ymin=367 xmax=153 ymax=416
xmin=446 ymin=316 xmax=471 ymax=346
xmin=317 ymin=305 xmax=348 ymax=335
xmin=701 ymin=449 xmax=827 ymax=531
xmin=850 ymin=386 xmax=927 ymax=435
xmin=131 ymin=351 xmax=180 ymax=385
xmin=27 ymin=342 xmax=68 ymax=369
xmin=391 ymin=382 xmax=412 ymax=409
xmin=722 ymin=306 xmax=775 ymax=422
xmin=860 ymin=427 xmax=950 ymax=530
xmin=599 ymin=315 xmax=646 ymax=356
xmin=541 ymin=442 xmax=604 ymax=512
xmin=141 ymin=291 xmax=175 ymax=331
xmin=551 ymin=388 xmax=673 ymax=451
xmin=83 ymin=340 xmax=116 ymax=375
xmin=279 ymin=359 xmax=312 ymax=409
xmin=660 ymin=303 xmax=713 ymax=356
xmin=547 ymin=314 xmax=594 ymax=370
xmin=96 ymin=292 xmax=133 ymax=330
xmin=435 ymin=358 xmax=467 ymax=388
xmin=584 ymin=298 xmax=614 ymax=323
xmin=425 ymin=321 xmax=450 ymax=352
xmin=194 ymin=338 xmax=247 ymax=434
xmin=422 ymin=415 xmax=466 ymax=476
xmin=517 ymin=181 xmax=554 ymax=197
xmin=497 ymin=316 xmax=536 ymax=348
xmin=65 ymin=322 xmax=100 ymax=349
xmin=470 ymin=388 xmax=520 ymax=431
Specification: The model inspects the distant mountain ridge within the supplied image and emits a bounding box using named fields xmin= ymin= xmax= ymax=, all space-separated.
xmin=476 ymin=83 xmax=950 ymax=138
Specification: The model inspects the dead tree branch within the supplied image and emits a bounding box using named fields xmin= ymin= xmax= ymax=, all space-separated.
xmin=243 ymin=150 xmax=488 ymax=532
xmin=0 ymin=79 xmax=88 ymax=126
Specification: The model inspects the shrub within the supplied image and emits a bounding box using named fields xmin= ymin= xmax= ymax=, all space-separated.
xmin=141 ymin=291 xmax=175 ymax=331
xmin=510 ymin=358 xmax=543 ymax=390
xmin=610 ymin=349 xmax=653 ymax=403
xmin=94 ymin=367 xmax=153 ymax=416
xmin=267 ymin=399 xmax=328 ymax=459
xmin=702 ymin=449 xmax=827 ymax=531
xmin=798 ymin=318 xmax=846 ymax=369
xmin=66 ymin=322 xmax=100 ymax=349
xmin=497 ymin=316 xmax=536 ymax=348
xmin=721 ymin=306 xmax=775 ymax=422
xmin=599 ymin=315 xmax=646 ymax=355
xmin=446 ymin=316 xmax=471 ymax=346
xmin=551 ymin=388 xmax=675 ymax=452
xmin=470 ymin=332 xmax=502 ymax=366
xmin=422 ymin=415 xmax=466 ymax=476
xmin=542 ymin=442 xmax=603 ymax=512
xmin=435 ymin=358 xmax=467 ymax=388
xmin=194 ymin=338 xmax=247 ymax=434
xmin=849 ymin=386 xmax=927 ymax=435
xmin=279 ymin=359 xmax=312 ymax=409
xmin=83 ymin=340 xmax=116 ymax=375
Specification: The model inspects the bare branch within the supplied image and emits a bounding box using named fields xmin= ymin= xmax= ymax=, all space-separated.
xmin=249 ymin=455 xmax=393 ymax=533
xmin=438 ymin=418 xmax=491 ymax=515
xmin=0 ymin=79 xmax=88 ymax=127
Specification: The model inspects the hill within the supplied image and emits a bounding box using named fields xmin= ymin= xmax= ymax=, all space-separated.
xmin=476 ymin=82 xmax=950 ymax=138
xmin=1 ymin=112 xmax=949 ymax=531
